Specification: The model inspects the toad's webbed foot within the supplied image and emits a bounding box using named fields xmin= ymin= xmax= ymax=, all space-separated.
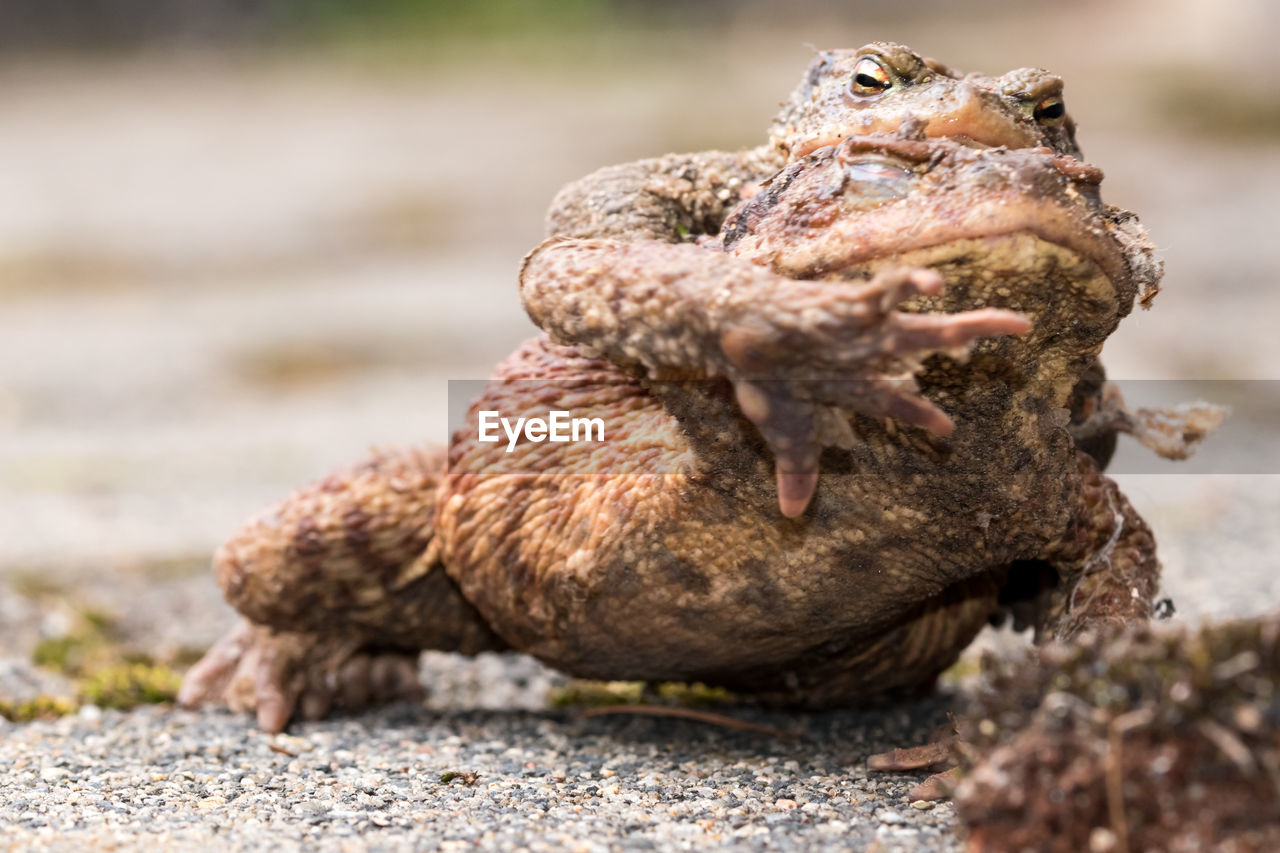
xmin=1069 ymin=381 xmax=1226 ymax=462
xmin=719 ymin=267 xmax=1030 ymax=515
xmin=178 ymin=619 xmax=424 ymax=733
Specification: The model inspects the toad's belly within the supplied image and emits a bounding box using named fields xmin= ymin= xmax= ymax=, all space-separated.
xmin=436 ymin=449 xmax=1069 ymax=697
xmin=436 ymin=342 xmax=1076 ymax=695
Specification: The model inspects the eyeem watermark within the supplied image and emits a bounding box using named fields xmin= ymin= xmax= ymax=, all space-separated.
xmin=478 ymin=410 xmax=606 ymax=453
xmin=451 ymin=379 xmax=1274 ymax=474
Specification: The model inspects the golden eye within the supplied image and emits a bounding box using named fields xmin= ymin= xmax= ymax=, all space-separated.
xmin=1034 ymin=96 xmax=1066 ymax=124
xmin=851 ymin=57 xmax=892 ymax=96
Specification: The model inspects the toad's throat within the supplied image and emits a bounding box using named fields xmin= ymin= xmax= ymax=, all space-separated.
xmin=848 ymin=233 xmax=1118 ymax=318
xmin=833 ymin=229 xmax=1115 ymax=294
xmin=759 ymin=211 xmax=1129 ymax=300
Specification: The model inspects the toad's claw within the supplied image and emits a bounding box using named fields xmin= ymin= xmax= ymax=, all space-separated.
xmin=867 ymin=736 xmax=956 ymax=772
xmin=777 ymin=468 xmax=821 ymax=519
xmin=869 ymin=735 xmax=961 ymax=801
xmin=908 ymin=767 xmax=962 ymax=802
xmin=179 ymin=619 xmax=424 ymax=733
xmin=735 ymin=380 xmax=823 ymax=517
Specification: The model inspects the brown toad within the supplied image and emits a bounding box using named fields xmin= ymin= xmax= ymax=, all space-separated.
xmin=180 ymin=133 xmax=1170 ymax=736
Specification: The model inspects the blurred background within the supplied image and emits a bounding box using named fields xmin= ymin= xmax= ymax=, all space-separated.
xmin=1 ymin=0 xmax=1278 ymax=688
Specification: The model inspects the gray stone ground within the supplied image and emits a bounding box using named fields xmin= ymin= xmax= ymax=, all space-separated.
xmin=3 ymin=3 xmax=1280 ymax=849
xmin=0 ymin=667 xmax=964 ymax=852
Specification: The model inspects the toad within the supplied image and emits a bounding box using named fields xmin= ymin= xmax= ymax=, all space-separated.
xmin=180 ymin=132 xmax=1176 ymax=739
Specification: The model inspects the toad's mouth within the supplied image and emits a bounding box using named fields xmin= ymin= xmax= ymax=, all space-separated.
xmin=833 ymin=135 xmax=1103 ymax=192
xmin=847 ymin=234 xmax=1121 ymax=328
xmin=743 ymin=137 xmax=1131 ymax=302
xmin=789 ymin=108 xmax=1049 ymax=161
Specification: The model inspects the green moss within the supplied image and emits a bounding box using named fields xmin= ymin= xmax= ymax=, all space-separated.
xmin=21 ymin=601 xmax=185 ymax=715
xmin=80 ymin=608 xmax=117 ymax=633
xmin=10 ymin=571 xmax=68 ymax=599
xmin=549 ymin=680 xmax=645 ymax=708
xmin=30 ymin=607 xmax=121 ymax=676
xmin=654 ymin=681 xmax=733 ymax=706
xmin=32 ymin=635 xmax=89 ymax=673
xmin=79 ymin=662 xmax=182 ymax=710
xmin=8 ymin=657 xmax=184 ymax=719
xmin=939 ymin=655 xmax=982 ymax=685
xmin=550 ymin=679 xmax=733 ymax=708
xmin=0 ymin=695 xmax=77 ymax=722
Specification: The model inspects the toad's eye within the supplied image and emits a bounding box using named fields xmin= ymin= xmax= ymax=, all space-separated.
xmin=1034 ymin=96 xmax=1066 ymax=124
xmin=851 ymin=57 xmax=892 ymax=96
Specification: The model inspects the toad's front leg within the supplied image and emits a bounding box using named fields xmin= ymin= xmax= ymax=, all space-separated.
xmin=521 ymin=238 xmax=1029 ymax=516
xmin=544 ymin=146 xmax=781 ymax=241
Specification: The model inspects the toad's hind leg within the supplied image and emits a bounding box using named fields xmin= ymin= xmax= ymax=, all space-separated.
xmin=870 ymin=452 xmax=1164 ymax=800
xmin=178 ymin=447 xmax=505 ymax=732
xmin=1038 ymin=451 xmax=1161 ymax=640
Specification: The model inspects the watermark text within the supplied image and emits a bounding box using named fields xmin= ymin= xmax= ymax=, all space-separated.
xmin=478 ymin=410 xmax=606 ymax=453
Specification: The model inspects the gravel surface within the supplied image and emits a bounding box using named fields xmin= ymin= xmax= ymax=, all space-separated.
xmin=0 ymin=665 xmax=960 ymax=852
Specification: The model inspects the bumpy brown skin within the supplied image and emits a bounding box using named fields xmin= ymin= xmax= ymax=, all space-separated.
xmin=459 ymin=136 xmax=1162 ymax=697
xmin=545 ymin=41 xmax=1079 ymax=243
xmin=956 ymin=617 xmax=1280 ymax=852
xmin=179 ymin=135 xmax=1165 ymax=736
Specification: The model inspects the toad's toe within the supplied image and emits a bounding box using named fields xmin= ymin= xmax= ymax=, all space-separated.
xmin=868 ymin=732 xmax=961 ymax=801
xmin=179 ymin=619 xmax=422 ymax=732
